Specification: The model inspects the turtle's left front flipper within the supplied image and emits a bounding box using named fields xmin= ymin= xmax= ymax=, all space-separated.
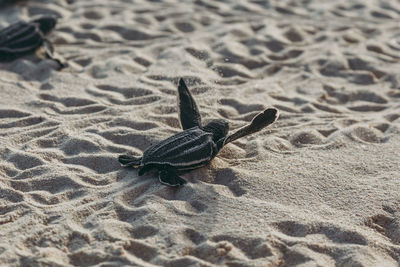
xmin=177 ymin=78 xmax=202 ymax=130
xmin=43 ymin=39 xmax=68 ymax=69
xmin=159 ymin=168 xmax=187 ymax=186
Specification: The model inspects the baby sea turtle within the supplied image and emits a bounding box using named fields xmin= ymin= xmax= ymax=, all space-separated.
xmin=118 ymin=78 xmax=279 ymax=186
xmin=0 ymin=15 xmax=66 ymax=67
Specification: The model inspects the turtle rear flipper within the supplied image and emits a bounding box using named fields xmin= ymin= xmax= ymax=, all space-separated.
xmin=223 ymin=108 xmax=279 ymax=145
xmin=177 ymin=78 xmax=202 ymax=130
xmin=159 ymin=168 xmax=186 ymax=186
xmin=118 ymin=155 xmax=142 ymax=167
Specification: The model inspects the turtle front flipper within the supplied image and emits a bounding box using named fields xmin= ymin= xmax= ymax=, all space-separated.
xmin=223 ymin=108 xmax=279 ymax=145
xmin=43 ymin=39 xmax=68 ymax=69
xmin=177 ymin=78 xmax=202 ymax=130
xmin=43 ymin=38 xmax=54 ymax=57
xmin=159 ymin=167 xmax=186 ymax=186
xmin=118 ymin=155 xmax=142 ymax=168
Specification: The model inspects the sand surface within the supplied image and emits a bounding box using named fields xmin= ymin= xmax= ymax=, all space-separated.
xmin=1 ymin=0 xmax=400 ymax=266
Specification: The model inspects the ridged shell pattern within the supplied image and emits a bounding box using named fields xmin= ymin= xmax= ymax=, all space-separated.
xmin=0 ymin=22 xmax=42 ymax=56
xmin=142 ymin=127 xmax=217 ymax=169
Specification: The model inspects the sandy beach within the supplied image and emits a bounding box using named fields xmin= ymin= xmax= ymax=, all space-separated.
xmin=0 ymin=0 xmax=399 ymax=266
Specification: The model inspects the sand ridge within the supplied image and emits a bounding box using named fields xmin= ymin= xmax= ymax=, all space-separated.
xmin=0 ymin=0 xmax=399 ymax=266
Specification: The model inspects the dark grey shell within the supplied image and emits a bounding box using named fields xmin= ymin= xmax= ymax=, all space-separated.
xmin=0 ymin=22 xmax=41 ymax=60
xmin=141 ymin=127 xmax=218 ymax=170
xmin=0 ymin=19 xmax=48 ymax=61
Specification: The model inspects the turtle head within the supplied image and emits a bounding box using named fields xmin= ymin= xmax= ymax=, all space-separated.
xmin=32 ymin=15 xmax=57 ymax=35
xmin=203 ymin=119 xmax=229 ymax=143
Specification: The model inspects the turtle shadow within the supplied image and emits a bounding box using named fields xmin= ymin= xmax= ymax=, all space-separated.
xmin=116 ymin=167 xmax=154 ymax=184
xmin=115 ymin=162 xmax=248 ymax=203
xmin=212 ymin=168 xmax=247 ymax=197
xmin=183 ymin=164 xmax=247 ymax=197
xmin=0 ymin=56 xmax=63 ymax=81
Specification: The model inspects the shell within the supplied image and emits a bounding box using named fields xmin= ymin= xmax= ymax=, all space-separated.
xmin=142 ymin=127 xmax=218 ymax=170
xmin=0 ymin=20 xmax=43 ymax=60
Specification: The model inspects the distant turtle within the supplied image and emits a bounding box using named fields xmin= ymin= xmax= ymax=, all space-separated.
xmin=118 ymin=78 xmax=279 ymax=186
xmin=0 ymin=15 xmax=66 ymax=68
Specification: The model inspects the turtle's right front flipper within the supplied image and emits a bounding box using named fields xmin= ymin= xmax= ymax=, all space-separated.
xmin=43 ymin=39 xmax=68 ymax=69
xmin=159 ymin=168 xmax=186 ymax=186
xmin=118 ymin=155 xmax=142 ymax=168
xmin=223 ymin=108 xmax=279 ymax=145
